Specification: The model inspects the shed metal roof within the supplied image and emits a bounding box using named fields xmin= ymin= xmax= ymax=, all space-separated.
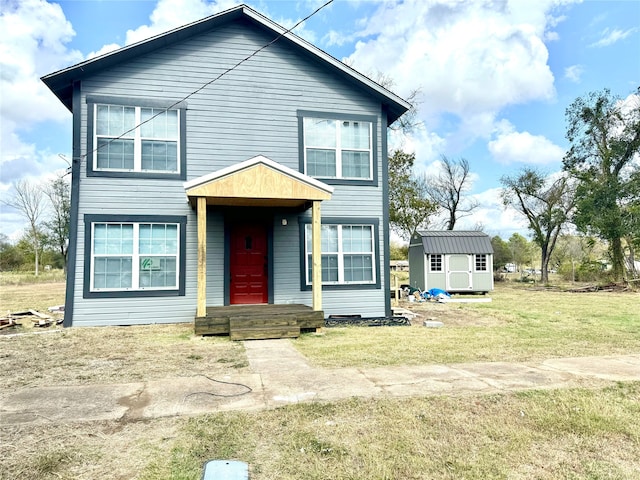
xmin=415 ymin=231 xmax=494 ymax=254
xmin=41 ymin=4 xmax=410 ymax=122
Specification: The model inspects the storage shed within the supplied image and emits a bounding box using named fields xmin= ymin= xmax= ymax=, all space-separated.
xmin=409 ymin=231 xmax=494 ymax=294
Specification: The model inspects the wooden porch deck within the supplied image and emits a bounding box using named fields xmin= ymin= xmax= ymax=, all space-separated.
xmin=194 ymin=304 xmax=325 ymax=340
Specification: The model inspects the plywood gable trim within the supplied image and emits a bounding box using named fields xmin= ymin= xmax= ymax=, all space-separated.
xmin=185 ymin=155 xmax=333 ymax=202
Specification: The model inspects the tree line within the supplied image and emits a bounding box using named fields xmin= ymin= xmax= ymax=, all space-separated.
xmin=390 ymin=87 xmax=640 ymax=284
xmin=1 ymin=175 xmax=70 ymax=274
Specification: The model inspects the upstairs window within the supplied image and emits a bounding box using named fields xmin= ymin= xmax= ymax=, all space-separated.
xmin=303 ymin=117 xmax=373 ymax=180
xmin=94 ymin=105 xmax=179 ymax=173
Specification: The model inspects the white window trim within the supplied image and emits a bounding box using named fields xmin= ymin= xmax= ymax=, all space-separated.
xmin=305 ymin=224 xmax=376 ymax=285
xmin=303 ymin=118 xmax=373 ymax=180
xmin=93 ymin=104 xmax=181 ymax=174
xmin=90 ymin=222 xmax=180 ymax=292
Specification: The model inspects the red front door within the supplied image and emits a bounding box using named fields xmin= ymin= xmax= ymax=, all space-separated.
xmin=230 ymin=224 xmax=268 ymax=304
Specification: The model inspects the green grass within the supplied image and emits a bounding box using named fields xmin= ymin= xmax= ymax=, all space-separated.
xmin=293 ymin=284 xmax=640 ymax=367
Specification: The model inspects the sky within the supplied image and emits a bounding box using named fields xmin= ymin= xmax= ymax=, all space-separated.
xmin=1 ymin=0 xmax=639 ymax=243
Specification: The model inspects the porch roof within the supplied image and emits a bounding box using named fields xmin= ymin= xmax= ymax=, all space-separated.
xmin=184 ymin=155 xmax=334 ymax=207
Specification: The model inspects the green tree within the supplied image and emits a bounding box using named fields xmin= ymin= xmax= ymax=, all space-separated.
xmin=508 ymin=233 xmax=533 ymax=273
xmin=388 ymin=150 xmax=437 ymax=241
xmin=0 ymin=234 xmax=24 ymax=271
xmin=490 ymin=235 xmax=511 ymax=271
xmin=563 ymin=87 xmax=640 ymax=281
xmin=501 ymin=169 xmax=574 ymax=283
xmin=426 ymin=155 xmax=478 ymax=230
xmin=43 ymin=174 xmax=71 ymax=272
xmin=389 ymin=241 xmax=408 ymax=260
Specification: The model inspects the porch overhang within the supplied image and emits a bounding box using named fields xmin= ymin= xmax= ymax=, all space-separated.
xmin=184 ymin=155 xmax=332 ymax=319
xmin=183 ymin=155 xmax=333 ymax=207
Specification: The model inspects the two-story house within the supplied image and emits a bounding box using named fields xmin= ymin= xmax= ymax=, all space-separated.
xmin=42 ymin=4 xmax=410 ymax=339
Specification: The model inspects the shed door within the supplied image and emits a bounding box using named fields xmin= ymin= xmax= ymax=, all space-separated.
xmin=230 ymin=224 xmax=268 ymax=304
xmin=446 ymin=254 xmax=472 ymax=290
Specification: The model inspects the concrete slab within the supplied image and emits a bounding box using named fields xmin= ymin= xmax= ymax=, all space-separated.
xmin=451 ymin=362 xmax=577 ymax=391
xmin=139 ymin=374 xmax=265 ymax=418
xmin=2 ymin=339 xmax=639 ymax=427
xmin=542 ymin=355 xmax=640 ymax=381
xmin=0 ymin=383 xmax=139 ymax=425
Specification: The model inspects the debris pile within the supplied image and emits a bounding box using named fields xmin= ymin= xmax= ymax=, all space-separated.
xmin=0 ymin=309 xmax=63 ymax=332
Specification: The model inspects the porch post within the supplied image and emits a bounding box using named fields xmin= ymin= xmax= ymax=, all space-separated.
xmin=312 ymin=201 xmax=322 ymax=311
xmin=197 ymin=196 xmax=207 ymax=318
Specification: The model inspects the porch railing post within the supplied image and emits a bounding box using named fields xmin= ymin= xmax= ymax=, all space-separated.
xmin=312 ymin=201 xmax=322 ymax=311
xmin=197 ymin=196 xmax=207 ymax=317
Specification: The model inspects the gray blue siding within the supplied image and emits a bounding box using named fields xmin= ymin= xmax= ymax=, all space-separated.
xmin=66 ymin=20 xmax=391 ymax=326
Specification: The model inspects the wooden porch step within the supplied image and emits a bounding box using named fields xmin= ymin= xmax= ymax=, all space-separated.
xmin=194 ymin=316 xmax=229 ymax=336
xmin=229 ymin=315 xmax=300 ymax=341
xmin=194 ymin=304 xmax=324 ymax=338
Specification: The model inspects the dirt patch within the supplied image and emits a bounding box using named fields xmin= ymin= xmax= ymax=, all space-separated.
xmin=401 ymin=300 xmax=505 ymax=327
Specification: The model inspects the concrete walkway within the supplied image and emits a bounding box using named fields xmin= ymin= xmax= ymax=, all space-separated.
xmin=2 ymin=339 xmax=639 ymax=425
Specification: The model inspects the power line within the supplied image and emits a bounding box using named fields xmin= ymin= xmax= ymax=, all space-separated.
xmin=79 ymin=0 xmax=335 ymax=163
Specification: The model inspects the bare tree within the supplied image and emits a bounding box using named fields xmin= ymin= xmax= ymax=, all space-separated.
xmin=1 ymin=179 xmax=46 ymax=275
xmin=501 ymin=169 xmax=575 ymax=283
xmin=426 ymin=155 xmax=479 ymax=230
xmin=369 ymin=70 xmax=422 ymax=135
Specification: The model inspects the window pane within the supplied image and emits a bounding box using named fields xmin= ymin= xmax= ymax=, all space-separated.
xmin=306 ymin=149 xmax=336 ymax=177
xmin=141 ymin=140 xmax=178 ymax=172
xmin=141 ymin=108 xmax=179 ymax=140
xmin=341 ymin=121 xmax=370 ymax=149
xmin=321 ymin=225 xmax=338 ymax=252
xmin=97 ymin=105 xmax=135 ymax=137
xmin=304 ymin=118 xmax=336 ymax=147
xmin=139 ymin=256 xmax=177 ymax=288
xmin=139 ymin=224 xmax=178 ymax=254
xmin=344 ymin=254 xmax=373 ymax=282
xmin=322 ymin=254 xmax=339 ymax=282
xmin=94 ymin=257 xmax=132 ymax=289
xmin=97 ymin=138 xmax=134 ymax=170
xmin=342 ymin=151 xmax=371 ymax=178
xmin=343 ymin=226 xmax=372 ymax=253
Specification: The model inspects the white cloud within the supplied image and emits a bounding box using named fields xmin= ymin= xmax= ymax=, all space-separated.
xmin=346 ymin=0 xmax=565 ymax=118
xmin=0 ymin=0 xmax=81 ymax=178
xmin=121 ymin=0 xmax=319 ymax=47
xmin=389 ymin=124 xmax=446 ymax=171
xmin=86 ymin=43 xmax=121 ymax=60
xmin=0 ymin=0 xmax=81 ymax=237
xmin=488 ymin=120 xmax=565 ymax=166
xmin=487 ymin=120 xmax=565 ymax=165
xmin=456 ymin=187 xmax=530 ymax=238
xmin=564 ymin=64 xmax=584 ymax=83
xmin=590 ymin=27 xmax=637 ymax=47
xmin=0 ymin=0 xmax=82 ymax=127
